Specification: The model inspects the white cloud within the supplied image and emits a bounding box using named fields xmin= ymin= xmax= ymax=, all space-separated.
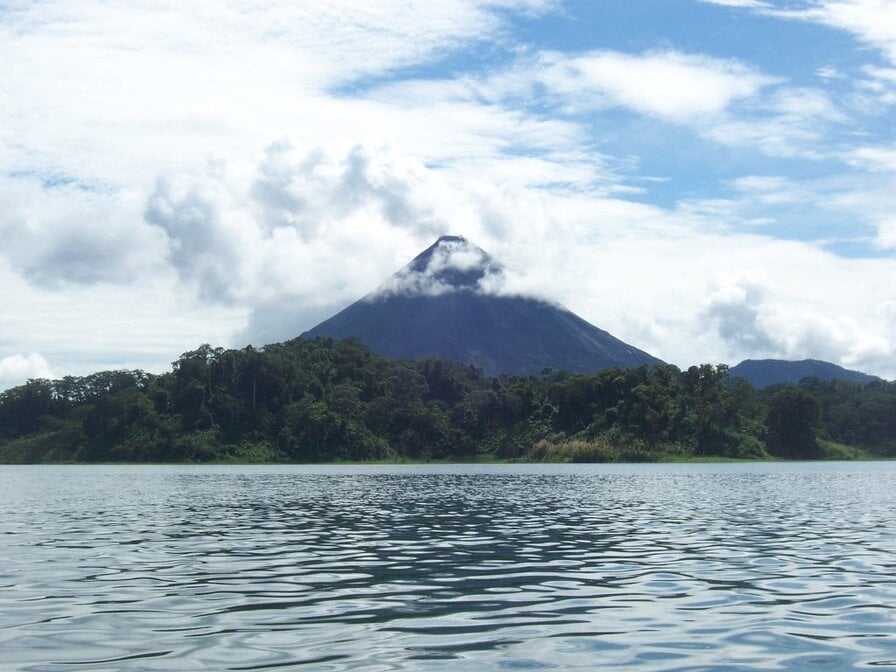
xmin=847 ymin=145 xmax=896 ymax=171
xmin=0 ymin=0 xmax=554 ymax=187
xmin=730 ymin=175 xmax=803 ymax=204
xmin=373 ymin=49 xmax=821 ymax=165
xmin=816 ymin=66 xmax=845 ymax=79
xmin=0 ymin=175 xmax=168 ymax=286
xmin=377 ymin=236 xmax=505 ymax=298
xmin=385 ymin=50 xmax=837 ymax=160
xmin=1 ymin=1 xmax=553 ymax=90
xmin=0 ymin=353 xmax=55 ymax=391
xmin=772 ymin=0 xmax=896 ymax=65
xmin=2 ymin=0 xmax=896 ymax=385
xmin=703 ymin=87 xmax=844 ymax=158
xmin=712 ymin=2 xmax=896 ymax=108
xmin=701 ymin=0 xmax=772 ymax=7
xmin=703 ymin=280 xmax=782 ymax=355
xmin=383 ymin=49 xmax=774 ymax=125
xmin=875 ymin=218 xmax=896 ymax=249
xmin=771 ymin=87 xmax=844 ymax=121
xmin=865 ymin=66 xmax=896 ymax=83
xmin=4 ymin=134 xmax=896 ymax=380
xmin=147 ymin=142 xmax=475 ymax=314
xmin=533 ymin=50 xmax=775 ymax=121
xmin=0 ymin=256 xmax=246 ymax=386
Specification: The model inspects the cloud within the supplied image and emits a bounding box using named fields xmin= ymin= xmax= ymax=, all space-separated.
xmin=701 ymin=0 xmax=772 ymax=7
xmin=378 ymin=49 xmax=838 ymax=160
xmin=771 ymin=1 xmax=896 ymax=65
xmin=856 ymin=66 xmax=896 ymax=105
xmin=377 ymin=48 xmax=775 ymax=127
xmin=730 ymin=175 xmax=803 ymax=205
xmin=702 ymin=2 xmax=896 ymax=111
xmin=875 ymin=218 xmax=896 ymax=249
xmin=3 ymin=0 xmax=896 ymax=385
xmin=147 ymin=142 xmax=472 ymax=313
xmin=0 ymin=0 xmax=557 ymax=198
xmin=0 ymin=174 xmax=168 ymax=287
xmin=847 ymin=145 xmax=896 ymax=171
xmin=521 ymin=50 xmax=775 ymax=122
xmin=702 ymin=87 xmax=843 ymax=158
xmin=771 ymin=87 xmax=844 ymax=122
xmin=703 ymin=281 xmax=783 ymax=355
xmin=0 ymin=257 xmax=245 ymax=383
xmin=0 ymin=353 xmax=55 ymax=391
xmin=376 ymin=236 xmax=506 ymax=298
xmin=787 ymin=313 xmax=893 ymax=374
xmin=1 ymin=1 xmax=554 ymax=92
xmin=145 ymin=173 xmax=252 ymax=304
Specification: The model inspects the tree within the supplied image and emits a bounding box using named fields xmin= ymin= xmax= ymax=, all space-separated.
xmin=766 ymin=387 xmax=821 ymax=459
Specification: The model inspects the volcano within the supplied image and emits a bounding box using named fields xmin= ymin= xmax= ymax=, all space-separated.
xmin=301 ymin=235 xmax=661 ymax=375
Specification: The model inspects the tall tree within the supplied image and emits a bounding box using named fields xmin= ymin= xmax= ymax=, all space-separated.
xmin=766 ymin=387 xmax=821 ymax=459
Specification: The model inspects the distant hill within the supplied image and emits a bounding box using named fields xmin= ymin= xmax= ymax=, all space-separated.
xmin=301 ymin=235 xmax=661 ymax=375
xmin=730 ymin=358 xmax=880 ymax=389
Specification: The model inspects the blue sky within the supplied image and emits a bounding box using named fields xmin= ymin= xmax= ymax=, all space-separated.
xmin=2 ymin=0 xmax=896 ymax=388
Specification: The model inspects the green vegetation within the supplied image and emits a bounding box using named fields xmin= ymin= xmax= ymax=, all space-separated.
xmin=1 ymin=338 xmax=893 ymax=463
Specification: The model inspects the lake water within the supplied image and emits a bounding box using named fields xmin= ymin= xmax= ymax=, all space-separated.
xmin=1 ymin=463 xmax=895 ymax=671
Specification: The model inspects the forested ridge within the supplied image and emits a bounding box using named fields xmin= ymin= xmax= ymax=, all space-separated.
xmin=1 ymin=338 xmax=894 ymax=463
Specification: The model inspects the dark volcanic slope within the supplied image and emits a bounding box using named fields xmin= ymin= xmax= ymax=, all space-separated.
xmin=303 ymin=291 xmax=659 ymax=375
xmin=302 ymin=236 xmax=660 ymax=375
xmin=730 ymin=358 xmax=880 ymax=389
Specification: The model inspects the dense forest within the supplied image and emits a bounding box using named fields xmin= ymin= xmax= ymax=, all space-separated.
xmin=1 ymin=338 xmax=894 ymax=463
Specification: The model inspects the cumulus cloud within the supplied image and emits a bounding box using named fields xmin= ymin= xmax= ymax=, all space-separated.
xmin=146 ymin=142 xmax=478 ymax=337
xmin=145 ymin=173 xmax=252 ymax=303
xmin=0 ymin=353 xmax=55 ymax=391
xmin=692 ymin=261 xmax=895 ymax=376
xmin=784 ymin=313 xmax=894 ymax=375
xmin=703 ymin=281 xmax=783 ymax=355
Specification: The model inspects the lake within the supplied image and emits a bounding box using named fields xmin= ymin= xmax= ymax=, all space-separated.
xmin=1 ymin=462 xmax=895 ymax=670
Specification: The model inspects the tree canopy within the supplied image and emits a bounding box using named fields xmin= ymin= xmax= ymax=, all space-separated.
xmin=1 ymin=338 xmax=893 ymax=463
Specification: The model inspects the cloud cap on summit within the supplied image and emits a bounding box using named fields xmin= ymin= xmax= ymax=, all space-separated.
xmin=303 ymin=236 xmax=660 ymax=375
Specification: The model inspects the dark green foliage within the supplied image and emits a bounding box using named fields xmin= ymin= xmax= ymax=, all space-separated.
xmin=765 ymin=387 xmax=821 ymax=459
xmin=793 ymin=378 xmax=896 ymax=456
xmin=1 ymin=337 xmax=892 ymax=462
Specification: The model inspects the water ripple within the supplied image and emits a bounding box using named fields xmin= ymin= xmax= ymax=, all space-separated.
xmin=1 ymin=462 xmax=895 ymax=670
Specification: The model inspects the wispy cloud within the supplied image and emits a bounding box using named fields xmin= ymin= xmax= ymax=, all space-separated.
xmin=530 ymin=50 xmax=775 ymax=121
xmin=701 ymin=0 xmax=772 ymax=7
xmin=847 ymin=145 xmax=896 ymax=171
xmin=768 ymin=1 xmax=896 ymax=65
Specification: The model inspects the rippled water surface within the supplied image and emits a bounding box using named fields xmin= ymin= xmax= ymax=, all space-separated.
xmin=2 ymin=463 xmax=896 ymax=671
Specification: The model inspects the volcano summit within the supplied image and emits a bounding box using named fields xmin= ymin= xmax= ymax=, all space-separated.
xmin=302 ymin=236 xmax=660 ymax=375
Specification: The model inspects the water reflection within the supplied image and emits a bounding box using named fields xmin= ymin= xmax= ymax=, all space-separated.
xmin=1 ymin=463 xmax=895 ymax=670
